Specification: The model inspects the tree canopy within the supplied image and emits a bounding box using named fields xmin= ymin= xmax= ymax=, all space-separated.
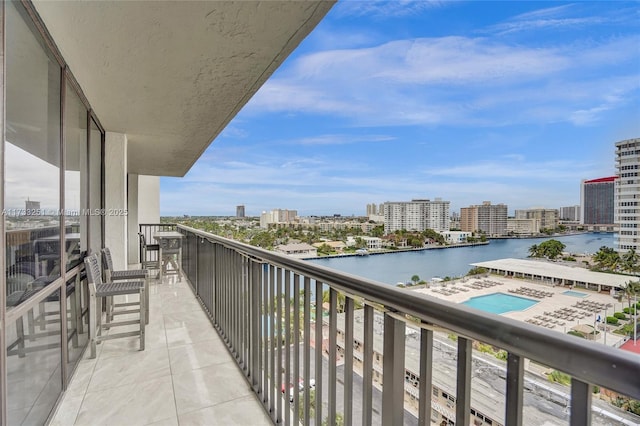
xmin=528 ymin=239 xmax=566 ymax=260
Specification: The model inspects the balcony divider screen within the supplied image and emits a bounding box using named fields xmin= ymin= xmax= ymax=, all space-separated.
xmin=177 ymin=223 xmax=640 ymax=426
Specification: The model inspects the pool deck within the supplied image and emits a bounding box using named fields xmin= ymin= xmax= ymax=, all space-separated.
xmin=413 ymin=275 xmax=629 ymax=347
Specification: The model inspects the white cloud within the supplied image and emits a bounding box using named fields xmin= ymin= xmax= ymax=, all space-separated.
xmin=335 ymin=0 xmax=444 ymax=18
xmin=248 ymin=35 xmax=639 ymax=127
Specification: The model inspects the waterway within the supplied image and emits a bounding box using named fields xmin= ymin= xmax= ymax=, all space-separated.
xmin=306 ymin=233 xmax=615 ymax=285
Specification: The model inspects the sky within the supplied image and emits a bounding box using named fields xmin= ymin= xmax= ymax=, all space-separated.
xmin=160 ymin=1 xmax=640 ymax=217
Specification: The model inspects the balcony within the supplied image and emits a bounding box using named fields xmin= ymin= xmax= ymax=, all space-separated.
xmin=48 ymin=224 xmax=640 ymax=426
xmin=49 ymin=266 xmax=271 ymax=425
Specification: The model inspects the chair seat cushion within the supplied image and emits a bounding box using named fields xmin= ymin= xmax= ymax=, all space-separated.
xmin=96 ymin=281 xmax=144 ymax=297
xmin=112 ymin=270 xmax=147 ymax=280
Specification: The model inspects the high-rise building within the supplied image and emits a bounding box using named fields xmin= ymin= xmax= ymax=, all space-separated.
xmin=514 ymin=208 xmax=559 ymax=231
xmin=236 ymin=205 xmax=245 ymax=218
xmin=25 ymin=199 xmax=40 ymax=214
xmin=366 ymin=203 xmax=378 ymax=216
xmin=580 ymin=178 xmax=616 ymax=225
xmin=615 ymin=138 xmax=640 ymax=253
xmin=560 ymin=205 xmax=580 ymax=221
xmin=383 ymin=198 xmax=450 ymax=234
xmin=460 ymin=201 xmax=508 ymax=236
xmin=259 ymin=209 xmax=298 ymax=228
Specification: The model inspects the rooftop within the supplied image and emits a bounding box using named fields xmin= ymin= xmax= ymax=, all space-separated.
xmin=470 ymin=258 xmax=634 ymax=289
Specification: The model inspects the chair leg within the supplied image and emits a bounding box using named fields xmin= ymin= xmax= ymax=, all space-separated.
xmin=139 ymin=286 xmax=146 ymax=351
xmin=89 ymin=292 xmax=97 ymax=359
xmin=144 ymin=276 xmax=150 ymax=325
xmin=15 ymin=318 xmax=26 ymax=358
xmin=27 ymin=309 xmax=36 ymax=342
xmin=70 ymin=292 xmax=79 ymax=348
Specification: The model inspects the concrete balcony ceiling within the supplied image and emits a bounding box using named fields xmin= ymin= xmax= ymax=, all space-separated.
xmin=33 ymin=1 xmax=334 ymax=176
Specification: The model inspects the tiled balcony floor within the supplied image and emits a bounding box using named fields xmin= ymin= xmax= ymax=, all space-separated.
xmin=50 ymin=271 xmax=271 ymax=426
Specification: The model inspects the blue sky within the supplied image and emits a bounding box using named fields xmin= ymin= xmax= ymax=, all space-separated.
xmin=161 ymin=1 xmax=640 ymax=217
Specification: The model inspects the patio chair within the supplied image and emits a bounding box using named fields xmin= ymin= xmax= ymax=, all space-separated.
xmin=138 ymin=232 xmax=160 ymax=271
xmin=84 ymin=253 xmax=145 ymax=358
xmin=102 ymin=248 xmax=149 ymax=324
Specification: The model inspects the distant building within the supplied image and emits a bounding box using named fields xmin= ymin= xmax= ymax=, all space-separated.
xmin=274 ymin=242 xmax=317 ymax=258
xmin=560 ymin=205 xmax=580 ymax=222
xmin=460 ymin=201 xmax=508 ymax=236
xmin=383 ymin=198 xmax=450 ymax=234
xmin=580 ymin=177 xmax=616 ymax=225
xmin=615 ymin=138 xmax=640 ymax=253
xmin=514 ymin=208 xmax=558 ymax=231
xmin=366 ymin=203 xmax=377 ymax=216
xmin=259 ymin=209 xmax=298 ymax=228
xmin=25 ymin=199 xmax=40 ymax=214
xmin=507 ymin=218 xmax=541 ymax=235
xmin=236 ymin=205 xmax=245 ymax=218
xmin=439 ymin=231 xmax=471 ymax=244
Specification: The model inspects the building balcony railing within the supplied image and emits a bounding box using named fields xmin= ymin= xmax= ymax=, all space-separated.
xmin=168 ymin=223 xmax=640 ymax=426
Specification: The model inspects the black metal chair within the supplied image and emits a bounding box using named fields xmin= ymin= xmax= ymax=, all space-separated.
xmin=138 ymin=232 xmax=160 ymax=271
xmin=102 ymin=248 xmax=149 ymax=324
xmin=84 ymin=253 xmax=145 ymax=358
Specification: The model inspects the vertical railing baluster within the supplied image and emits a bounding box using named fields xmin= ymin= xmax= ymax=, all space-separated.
xmin=263 ymin=264 xmax=269 ymax=406
xmin=362 ymin=304 xmax=374 ymax=426
xmin=570 ymin=379 xmax=592 ymax=426
xmin=382 ymin=312 xmax=405 ymax=426
xmin=251 ymin=260 xmax=260 ymax=393
xmin=269 ymin=265 xmax=276 ymax=417
xmin=293 ymin=274 xmax=301 ymax=426
xmin=284 ymin=270 xmax=291 ymax=426
xmin=303 ymin=276 xmax=311 ymax=425
xmin=419 ymin=324 xmax=433 ymax=426
xmin=276 ymin=267 xmax=283 ymax=423
xmin=506 ymin=353 xmax=524 ymax=426
xmin=456 ymin=337 xmax=472 ymax=426
xmin=344 ymin=297 xmax=354 ymax=426
xmin=315 ymin=281 xmax=324 ymax=426
xmin=328 ymin=288 xmax=338 ymax=425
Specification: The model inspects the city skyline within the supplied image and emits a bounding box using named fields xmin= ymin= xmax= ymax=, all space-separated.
xmin=160 ymin=1 xmax=640 ymax=217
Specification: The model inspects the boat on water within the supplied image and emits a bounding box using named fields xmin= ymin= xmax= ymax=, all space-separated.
xmin=355 ymin=248 xmax=369 ymax=256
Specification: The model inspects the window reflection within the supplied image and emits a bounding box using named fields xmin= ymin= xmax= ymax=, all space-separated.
xmin=5 ymin=0 xmax=61 ymax=308
xmin=6 ymin=289 xmax=62 ymax=425
xmin=64 ymin=84 xmax=88 ymax=271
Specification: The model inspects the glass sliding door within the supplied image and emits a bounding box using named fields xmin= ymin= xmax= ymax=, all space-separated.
xmin=63 ymin=83 xmax=90 ymax=375
xmin=5 ymin=2 xmax=63 ymax=424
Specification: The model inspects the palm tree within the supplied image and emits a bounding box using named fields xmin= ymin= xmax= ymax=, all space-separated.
xmin=528 ymin=244 xmax=538 ymax=257
xmin=622 ymin=248 xmax=640 ymax=273
xmin=622 ymin=280 xmax=640 ymax=311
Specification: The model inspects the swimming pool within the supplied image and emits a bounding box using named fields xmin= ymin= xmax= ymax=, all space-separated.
xmin=563 ymin=290 xmax=588 ymax=298
xmin=463 ymin=293 xmax=538 ymax=314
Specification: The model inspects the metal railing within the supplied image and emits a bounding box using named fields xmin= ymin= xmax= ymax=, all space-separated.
xmin=177 ymin=224 xmax=640 ymax=426
xmin=138 ymin=223 xmax=177 ymax=266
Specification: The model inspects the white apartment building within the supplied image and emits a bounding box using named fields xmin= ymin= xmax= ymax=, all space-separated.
xmin=615 ymin=138 xmax=640 ymax=253
xmin=440 ymin=231 xmax=472 ymax=244
xmin=514 ymin=208 xmax=559 ymax=231
xmin=383 ymin=198 xmax=450 ymax=234
xmin=507 ymin=218 xmax=541 ymax=235
xmin=560 ymin=205 xmax=581 ymax=222
xmin=259 ymin=209 xmax=298 ymax=228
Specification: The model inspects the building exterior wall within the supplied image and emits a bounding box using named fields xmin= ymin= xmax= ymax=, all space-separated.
xmin=105 ymin=132 xmax=128 ymax=270
xmin=384 ymin=199 xmax=450 ymax=234
xmin=440 ymin=231 xmax=471 ymax=244
xmin=507 ymin=218 xmax=541 ymax=235
xmin=581 ymin=178 xmax=615 ymax=225
xmin=460 ymin=202 xmax=507 ymax=236
xmin=560 ymin=205 xmax=580 ymax=221
xmin=514 ymin=208 xmax=558 ymax=231
xmin=615 ymin=138 xmax=640 ymax=253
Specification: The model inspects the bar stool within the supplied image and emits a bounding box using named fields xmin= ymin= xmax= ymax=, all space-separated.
xmin=102 ymin=248 xmax=149 ymax=324
xmin=84 ymin=253 xmax=145 ymax=358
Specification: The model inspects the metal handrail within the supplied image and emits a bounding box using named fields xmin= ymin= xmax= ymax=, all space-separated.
xmin=177 ymin=224 xmax=640 ymax=400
